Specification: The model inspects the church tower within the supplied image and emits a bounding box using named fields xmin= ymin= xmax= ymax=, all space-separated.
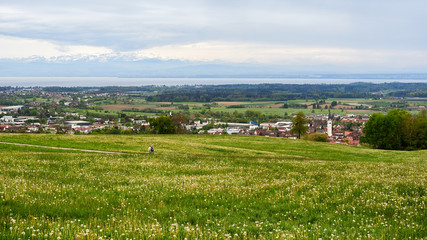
xmin=327 ymin=109 xmax=333 ymax=137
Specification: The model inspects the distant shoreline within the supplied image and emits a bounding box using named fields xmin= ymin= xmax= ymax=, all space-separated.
xmin=1 ymin=76 xmax=427 ymax=87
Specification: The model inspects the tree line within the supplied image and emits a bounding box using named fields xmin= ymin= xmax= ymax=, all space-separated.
xmin=145 ymin=83 xmax=427 ymax=102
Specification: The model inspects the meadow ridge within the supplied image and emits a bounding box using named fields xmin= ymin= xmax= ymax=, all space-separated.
xmin=0 ymin=134 xmax=426 ymax=239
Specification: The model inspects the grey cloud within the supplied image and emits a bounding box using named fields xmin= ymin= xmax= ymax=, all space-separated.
xmin=1 ymin=0 xmax=426 ymax=52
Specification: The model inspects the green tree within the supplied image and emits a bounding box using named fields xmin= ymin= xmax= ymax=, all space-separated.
xmin=291 ymin=112 xmax=309 ymax=139
xmin=171 ymin=113 xmax=188 ymax=134
xmin=245 ymin=110 xmax=262 ymax=120
xmin=411 ymin=110 xmax=427 ymax=149
xmin=362 ymin=109 xmax=419 ymax=150
xmin=149 ymin=116 xmax=176 ymax=134
xmin=108 ymin=126 xmax=121 ymax=134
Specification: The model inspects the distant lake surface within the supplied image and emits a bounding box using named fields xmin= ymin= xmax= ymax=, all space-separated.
xmin=0 ymin=77 xmax=426 ymax=87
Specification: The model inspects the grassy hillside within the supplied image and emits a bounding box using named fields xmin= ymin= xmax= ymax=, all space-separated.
xmin=0 ymin=134 xmax=426 ymax=239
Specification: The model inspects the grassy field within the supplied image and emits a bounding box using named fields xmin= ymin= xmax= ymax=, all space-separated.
xmin=0 ymin=134 xmax=426 ymax=239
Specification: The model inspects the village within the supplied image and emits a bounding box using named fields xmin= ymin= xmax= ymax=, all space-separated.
xmin=1 ymin=104 xmax=368 ymax=145
xmin=2 ymin=85 xmax=426 ymax=146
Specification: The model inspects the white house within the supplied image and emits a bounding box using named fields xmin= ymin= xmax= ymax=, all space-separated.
xmin=64 ymin=120 xmax=91 ymax=129
xmin=0 ymin=116 xmax=14 ymax=123
xmin=0 ymin=105 xmax=23 ymax=114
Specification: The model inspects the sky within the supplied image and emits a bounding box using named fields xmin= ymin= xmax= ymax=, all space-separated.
xmin=1 ymin=0 xmax=427 ymax=77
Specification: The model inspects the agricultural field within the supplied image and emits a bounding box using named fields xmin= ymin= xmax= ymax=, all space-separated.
xmin=0 ymin=134 xmax=426 ymax=239
xmin=94 ymin=99 xmax=383 ymax=118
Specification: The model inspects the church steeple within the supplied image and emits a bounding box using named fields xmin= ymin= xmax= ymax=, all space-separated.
xmin=327 ymin=108 xmax=333 ymax=137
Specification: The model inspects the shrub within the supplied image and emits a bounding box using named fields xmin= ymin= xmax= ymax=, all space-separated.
xmin=121 ymin=129 xmax=134 ymax=134
xmin=306 ymin=133 xmax=329 ymax=142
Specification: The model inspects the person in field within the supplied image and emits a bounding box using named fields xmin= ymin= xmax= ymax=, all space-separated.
xmin=148 ymin=144 xmax=154 ymax=154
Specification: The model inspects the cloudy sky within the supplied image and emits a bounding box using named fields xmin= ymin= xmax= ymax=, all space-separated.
xmin=1 ymin=0 xmax=427 ymax=77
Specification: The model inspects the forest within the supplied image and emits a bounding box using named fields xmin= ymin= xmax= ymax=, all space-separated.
xmin=145 ymin=82 xmax=427 ymax=102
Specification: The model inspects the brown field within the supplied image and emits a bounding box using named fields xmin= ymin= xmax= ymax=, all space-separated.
xmin=334 ymin=104 xmax=355 ymax=109
xmin=270 ymin=103 xmax=285 ymax=108
xmin=157 ymin=106 xmax=177 ymax=110
xmin=300 ymin=102 xmax=316 ymax=105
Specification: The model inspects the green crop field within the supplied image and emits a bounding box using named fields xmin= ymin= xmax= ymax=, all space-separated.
xmin=0 ymin=134 xmax=426 ymax=239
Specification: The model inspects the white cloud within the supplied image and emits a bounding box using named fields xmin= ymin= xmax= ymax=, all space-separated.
xmin=1 ymin=34 xmax=426 ymax=70
xmin=0 ymin=35 xmax=113 ymax=60
xmin=130 ymin=41 xmax=427 ymax=68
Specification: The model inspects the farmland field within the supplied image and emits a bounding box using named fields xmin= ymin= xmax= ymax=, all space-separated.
xmin=91 ymin=100 xmax=385 ymax=118
xmin=0 ymin=134 xmax=426 ymax=239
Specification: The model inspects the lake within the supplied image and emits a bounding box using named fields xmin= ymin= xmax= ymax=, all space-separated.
xmin=0 ymin=77 xmax=426 ymax=87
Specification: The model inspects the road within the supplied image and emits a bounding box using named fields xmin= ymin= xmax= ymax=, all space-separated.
xmin=0 ymin=141 xmax=129 ymax=154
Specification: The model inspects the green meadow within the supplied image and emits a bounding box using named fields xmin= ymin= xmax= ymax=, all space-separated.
xmin=0 ymin=134 xmax=425 ymax=239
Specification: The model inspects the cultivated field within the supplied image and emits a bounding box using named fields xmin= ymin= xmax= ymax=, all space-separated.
xmin=0 ymin=134 xmax=426 ymax=239
xmin=93 ymin=100 xmax=386 ymax=117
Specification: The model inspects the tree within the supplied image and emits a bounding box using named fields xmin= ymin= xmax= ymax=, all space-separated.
xmin=291 ymin=112 xmax=309 ymax=139
xmin=362 ymin=110 xmax=406 ymax=149
xmin=108 ymin=126 xmax=121 ymax=134
xmin=410 ymin=110 xmax=427 ymax=149
xmin=361 ymin=109 xmax=427 ymax=150
xmin=149 ymin=116 xmax=176 ymax=134
xmin=171 ymin=113 xmax=188 ymax=134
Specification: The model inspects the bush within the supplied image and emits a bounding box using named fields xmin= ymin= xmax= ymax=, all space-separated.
xmin=226 ymin=105 xmax=245 ymax=108
xmin=306 ymin=133 xmax=329 ymax=142
xmin=121 ymin=129 xmax=134 ymax=134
